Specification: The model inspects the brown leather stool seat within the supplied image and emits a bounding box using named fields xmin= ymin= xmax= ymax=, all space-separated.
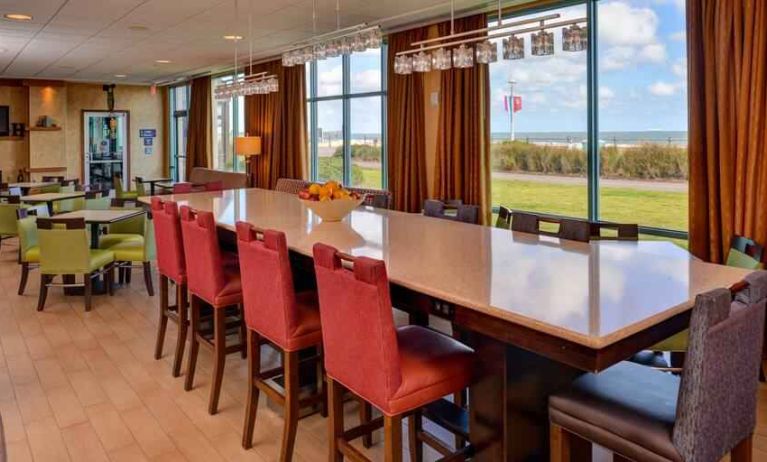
xmin=549 ymin=361 xmax=681 ymax=462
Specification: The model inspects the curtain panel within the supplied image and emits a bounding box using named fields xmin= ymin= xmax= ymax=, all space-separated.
xmin=433 ymin=14 xmax=492 ymax=224
xmin=185 ymin=75 xmax=212 ymax=180
xmin=387 ymin=28 xmax=429 ymax=213
xmin=244 ymin=61 xmax=307 ymax=189
xmin=688 ymin=0 xmax=767 ymax=262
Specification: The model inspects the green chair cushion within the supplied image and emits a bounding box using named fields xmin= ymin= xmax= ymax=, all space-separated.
xmin=116 ymin=191 xmax=139 ymax=200
xmin=89 ymin=249 xmax=115 ymax=272
xmin=725 ymin=248 xmax=764 ymax=270
xmin=108 ymin=240 xmax=147 ymax=262
xmin=650 ymin=329 xmax=689 ymax=352
xmin=99 ymin=234 xmax=143 ymax=250
xmin=23 ymin=246 xmax=40 ymax=263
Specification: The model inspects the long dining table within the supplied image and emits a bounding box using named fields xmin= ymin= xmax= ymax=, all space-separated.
xmin=140 ymin=188 xmax=750 ymax=461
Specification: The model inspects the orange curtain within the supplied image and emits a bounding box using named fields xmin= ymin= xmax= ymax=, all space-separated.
xmin=688 ymin=0 xmax=767 ymax=262
xmin=185 ymin=76 xmax=211 ymax=180
xmin=245 ymin=61 xmax=307 ymax=189
xmin=433 ymin=14 xmax=492 ymax=224
xmin=387 ymin=28 xmax=429 ymax=213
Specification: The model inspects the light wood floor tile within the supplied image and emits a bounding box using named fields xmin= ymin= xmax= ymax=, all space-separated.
xmin=85 ymin=402 xmax=137 ymax=452
xmin=107 ymin=443 xmax=149 ymax=462
xmin=61 ymin=422 xmax=110 ymax=462
xmin=25 ymin=416 xmax=70 ymax=462
xmin=47 ymin=385 xmax=89 ymax=428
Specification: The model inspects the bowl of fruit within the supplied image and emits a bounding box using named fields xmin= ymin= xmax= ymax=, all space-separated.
xmin=297 ymin=181 xmax=365 ymax=222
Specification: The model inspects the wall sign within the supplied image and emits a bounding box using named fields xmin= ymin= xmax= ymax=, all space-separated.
xmin=139 ymin=128 xmax=156 ymax=156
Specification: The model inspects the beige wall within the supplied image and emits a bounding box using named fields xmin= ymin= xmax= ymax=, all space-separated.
xmin=0 ymin=85 xmax=29 ymax=183
xmin=65 ymin=83 xmax=164 ymax=182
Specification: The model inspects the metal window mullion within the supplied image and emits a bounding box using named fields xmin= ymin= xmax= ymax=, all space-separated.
xmin=586 ymin=0 xmax=599 ymax=222
xmin=342 ymin=54 xmax=352 ymax=186
xmin=381 ymin=42 xmax=388 ymax=189
xmin=310 ymin=61 xmax=319 ymax=182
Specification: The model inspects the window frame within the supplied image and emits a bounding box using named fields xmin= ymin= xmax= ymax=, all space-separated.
xmin=210 ymin=73 xmax=246 ymax=173
xmin=491 ymin=0 xmax=688 ymax=241
xmin=168 ymin=84 xmax=190 ymax=182
xmin=306 ymin=45 xmax=388 ymax=188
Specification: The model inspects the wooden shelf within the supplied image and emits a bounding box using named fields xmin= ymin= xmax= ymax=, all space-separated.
xmin=28 ymin=126 xmax=62 ymax=132
xmin=0 ymin=136 xmax=24 ymax=141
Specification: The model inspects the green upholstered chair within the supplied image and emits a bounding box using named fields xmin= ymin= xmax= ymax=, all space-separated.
xmin=36 ymin=217 xmax=115 ymax=312
xmin=16 ymin=208 xmax=40 ymax=295
xmin=34 ymin=184 xmax=62 ymax=194
xmin=0 ymin=201 xmax=22 ymax=254
xmin=99 ymin=199 xmax=155 ymax=296
xmin=134 ymin=177 xmax=147 ymax=197
xmin=639 ymin=235 xmax=764 ymax=369
xmin=114 ymin=175 xmax=138 ymax=200
xmin=85 ymin=192 xmax=112 ymax=210
xmin=495 ymin=206 xmax=512 ymax=229
xmin=53 ymin=184 xmax=85 ymax=214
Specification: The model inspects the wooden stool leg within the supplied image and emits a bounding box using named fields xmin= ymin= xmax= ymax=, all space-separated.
xmin=18 ymin=262 xmax=29 ymax=295
xmin=172 ymin=284 xmax=188 ymax=378
xmin=239 ymin=305 xmax=247 ymax=359
xmin=384 ymin=414 xmax=403 ymax=462
xmin=184 ymin=296 xmax=201 ymax=391
xmin=361 ymin=400 xmax=373 ymax=448
xmin=84 ymin=273 xmax=93 ymax=312
xmin=281 ymin=350 xmax=300 ymax=462
xmin=208 ymin=307 xmax=227 ymax=415
xmin=732 ymin=434 xmax=753 ymax=462
xmin=328 ymin=378 xmax=344 ymax=462
xmin=408 ymin=412 xmax=423 ymax=462
xmin=107 ymin=266 xmax=115 ymax=296
xmin=37 ymin=274 xmax=51 ymax=311
xmin=242 ymin=330 xmax=261 ymax=449
xmin=551 ymin=423 xmax=591 ymax=462
xmin=154 ymin=275 xmax=169 ymax=360
xmin=143 ymin=262 xmax=154 ymax=296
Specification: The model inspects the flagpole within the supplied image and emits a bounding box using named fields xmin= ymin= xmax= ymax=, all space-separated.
xmin=508 ymin=80 xmax=516 ymax=141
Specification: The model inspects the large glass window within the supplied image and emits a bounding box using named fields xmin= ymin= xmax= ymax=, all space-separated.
xmin=489 ymin=0 xmax=688 ymax=240
xmin=169 ymin=85 xmax=190 ymax=181
xmin=307 ymin=46 xmax=387 ymax=188
xmin=211 ymin=74 xmax=246 ymax=172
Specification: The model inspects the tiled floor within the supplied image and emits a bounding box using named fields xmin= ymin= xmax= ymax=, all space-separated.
xmin=0 ymin=241 xmax=766 ymax=461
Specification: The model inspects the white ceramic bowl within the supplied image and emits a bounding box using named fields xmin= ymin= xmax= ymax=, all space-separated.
xmin=300 ymin=196 xmax=365 ymax=222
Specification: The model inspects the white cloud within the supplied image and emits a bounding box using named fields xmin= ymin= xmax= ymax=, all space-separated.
xmin=351 ymin=69 xmax=380 ymax=92
xmin=639 ymin=43 xmax=666 ymax=62
xmin=672 ymin=56 xmax=687 ymax=77
xmin=670 ymin=30 xmax=686 ymax=41
xmin=318 ymin=64 xmax=342 ymax=95
xmin=648 ymin=81 xmax=677 ymax=96
xmin=599 ymin=2 xmax=659 ymax=47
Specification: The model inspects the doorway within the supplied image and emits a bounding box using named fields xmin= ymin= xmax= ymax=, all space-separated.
xmin=83 ymin=110 xmax=129 ymax=189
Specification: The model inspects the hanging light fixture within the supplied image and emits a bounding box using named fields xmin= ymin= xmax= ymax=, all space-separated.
xmin=215 ymin=0 xmax=278 ymax=99
xmin=563 ymin=24 xmax=587 ymax=52
xmin=412 ymin=50 xmax=432 ymax=72
xmin=393 ymin=0 xmax=586 ymax=75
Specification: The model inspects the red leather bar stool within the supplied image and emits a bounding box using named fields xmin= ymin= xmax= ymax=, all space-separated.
xmin=179 ymin=206 xmax=246 ymax=414
xmin=313 ymin=243 xmax=477 ymax=462
xmin=236 ymin=222 xmax=326 ymax=460
xmin=150 ymin=197 xmax=189 ymax=377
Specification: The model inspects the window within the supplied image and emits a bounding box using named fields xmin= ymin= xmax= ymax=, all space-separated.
xmin=489 ymin=0 xmax=688 ymax=241
xmin=306 ymin=47 xmax=387 ymax=189
xmin=211 ymin=74 xmax=246 ymax=172
xmin=169 ymin=85 xmax=190 ymax=181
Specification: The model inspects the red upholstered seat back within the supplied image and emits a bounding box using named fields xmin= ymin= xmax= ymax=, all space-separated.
xmin=179 ymin=206 xmax=227 ymax=303
xmin=236 ymin=222 xmax=300 ymax=346
xmin=313 ymin=243 xmax=402 ymax=408
xmin=173 ymin=183 xmax=193 ymax=194
xmin=150 ymin=197 xmax=186 ymax=283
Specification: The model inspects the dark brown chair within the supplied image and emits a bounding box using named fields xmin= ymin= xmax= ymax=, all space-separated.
xmin=505 ymin=209 xmax=637 ymax=243
xmin=42 ymin=175 xmax=65 ymax=183
xmin=423 ymin=199 xmax=480 ymax=225
xmin=495 ymin=205 xmax=512 ymax=229
xmin=549 ymin=271 xmax=767 ymax=462
xmin=589 ymin=221 xmax=639 ymax=241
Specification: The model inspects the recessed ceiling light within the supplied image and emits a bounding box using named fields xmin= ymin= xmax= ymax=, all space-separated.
xmin=223 ymin=35 xmax=243 ymax=40
xmin=3 ymin=13 xmax=33 ymax=21
xmin=114 ymin=74 xmax=127 ymax=78
xmin=128 ymin=25 xmax=149 ymax=31
xmin=155 ymin=59 xmax=171 ymax=64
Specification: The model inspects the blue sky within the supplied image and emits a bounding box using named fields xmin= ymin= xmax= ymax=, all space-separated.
xmin=490 ymin=0 xmax=688 ymax=134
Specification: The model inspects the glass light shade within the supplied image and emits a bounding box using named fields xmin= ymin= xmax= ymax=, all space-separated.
xmin=452 ymin=44 xmax=474 ymax=68
xmin=282 ymin=52 xmax=294 ymax=67
xmin=532 ymin=30 xmax=554 ymax=56
xmin=351 ymin=33 xmax=366 ymax=52
xmin=394 ymin=55 xmax=413 ymax=75
xmin=339 ymin=36 xmax=353 ymax=54
xmin=326 ymin=39 xmax=340 ymax=57
xmin=314 ymin=43 xmax=327 ymax=60
xmin=235 ymin=136 xmax=262 ymax=157
xmin=267 ymin=77 xmax=278 ymax=92
xmin=366 ymin=29 xmax=382 ymax=48
xmin=476 ymin=40 xmax=497 ymax=64
xmin=432 ymin=48 xmax=452 ymax=70
xmin=413 ymin=51 xmax=431 ymax=72
xmin=562 ymin=24 xmax=587 ymax=52
xmin=503 ymin=36 xmax=525 ymax=60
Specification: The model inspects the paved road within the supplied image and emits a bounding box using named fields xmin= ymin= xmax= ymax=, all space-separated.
xmin=492 ymin=172 xmax=688 ymax=193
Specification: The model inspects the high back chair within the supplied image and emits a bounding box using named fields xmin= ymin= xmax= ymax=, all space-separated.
xmin=53 ymin=183 xmax=84 ymax=214
xmin=84 ymin=191 xmax=111 ymax=210
xmin=0 ymin=202 xmax=21 ymax=253
xmin=204 ymin=181 xmax=223 ymax=192
xmin=134 ymin=177 xmax=147 ymax=196
xmin=727 ymin=235 xmax=764 ymax=269
xmin=423 ymin=199 xmax=480 ymax=224
xmin=36 ymin=217 xmax=115 ymax=312
xmin=16 ymin=208 xmax=39 ymax=295
xmin=236 ymin=222 xmax=325 ymax=459
xmin=495 ymin=205 xmax=512 ymax=229
xmin=173 ymin=183 xmax=193 ymax=194
xmin=180 ymin=206 xmax=245 ymax=414
xmin=509 ymin=210 xmax=592 ymax=242
xmin=150 ymin=197 xmax=189 ymax=377
xmin=549 ymin=271 xmax=767 ymax=462
xmin=313 ymin=243 xmax=476 ymax=462
xmin=42 ymin=175 xmax=64 ymax=183
xmin=114 ymin=175 xmax=138 ymax=199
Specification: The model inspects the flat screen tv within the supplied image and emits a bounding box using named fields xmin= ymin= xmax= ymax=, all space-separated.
xmin=0 ymin=106 xmax=8 ymax=136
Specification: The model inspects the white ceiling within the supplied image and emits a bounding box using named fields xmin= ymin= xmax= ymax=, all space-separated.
xmin=0 ymin=0 xmax=514 ymax=85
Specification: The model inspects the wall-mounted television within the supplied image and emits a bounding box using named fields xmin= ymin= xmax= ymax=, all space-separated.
xmin=0 ymin=106 xmax=9 ymax=136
